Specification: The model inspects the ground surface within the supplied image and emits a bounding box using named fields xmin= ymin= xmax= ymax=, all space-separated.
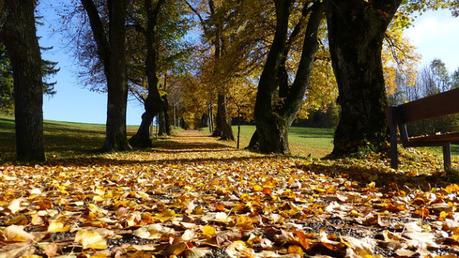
xmin=0 ymin=131 xmax=459 ymax=257
xmin=1 ymin=119 xmax=459 ymax=257
xmin=1 ymin=117 xmax=457 ymax=161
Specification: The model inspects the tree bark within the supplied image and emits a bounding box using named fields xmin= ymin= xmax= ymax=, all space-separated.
xmin=129 ymin=0 xmax=165 ymax=148
xmin=249 ymin=1 xmax=323 ymax=154
xmin=213 ymin=93 xmax=234 ymax=140
xmin=208 ymin=0 xmax=234 ymax=141
xmin=158 ymin=110 xmax=167 ymax=136
xmin=103 ymin=0 xmax=130 ymax=151
xmin=2 ymin=0 xmax=45 ymax=161
xmin=163 ymin=95 xmax=171 ymax=135
xmin=82 ymin=0 xmax=131 ymax=152
xmin=326 ymin=0 xmax=401 ymax=156
xmin=248 ymin=0 xmax=291 ymax=153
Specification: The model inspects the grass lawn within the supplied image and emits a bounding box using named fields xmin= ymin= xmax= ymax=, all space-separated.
xmin=1 ymin=115 xmax=457 ymax=161
xmin=229 ymin=125 xmax=459 ymax=159
xmin=229 ymin=125 xmax=334 ymax=158
xmin=0 ymin=116 xmax=149 ymax=161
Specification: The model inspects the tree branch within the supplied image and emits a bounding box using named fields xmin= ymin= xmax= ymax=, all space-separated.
xmin=184 ymin=0 xmax=208 ymax=33
xmin=81 ymin=0 xmax=110 ymax=69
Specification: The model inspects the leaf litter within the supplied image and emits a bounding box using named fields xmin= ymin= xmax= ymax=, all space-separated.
xmin=0 ymin=131 xmax=459 ymax=257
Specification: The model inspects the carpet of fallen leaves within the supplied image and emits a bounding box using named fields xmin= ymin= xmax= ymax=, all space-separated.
xmin=1 ymin=130 xmax=459 ymax=258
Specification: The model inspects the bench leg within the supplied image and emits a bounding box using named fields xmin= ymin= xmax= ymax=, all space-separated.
xmin=390 ymin=131 xmax=398 ymax=170
xmin=443 ymin=143 xmax=451 ymax=172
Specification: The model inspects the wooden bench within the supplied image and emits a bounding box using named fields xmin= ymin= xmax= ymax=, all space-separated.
xmin=386 ymin=88 xmax=459 ymax=171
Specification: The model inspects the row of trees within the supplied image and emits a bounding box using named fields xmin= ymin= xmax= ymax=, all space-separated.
xmin=1 ymin=0 xmax=458 ymax=161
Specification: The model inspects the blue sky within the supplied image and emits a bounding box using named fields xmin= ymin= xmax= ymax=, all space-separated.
xmin=36 ymin=4 xmax=459 ymax=125
xmin=405 ymin=9 xmax=459 ymax=72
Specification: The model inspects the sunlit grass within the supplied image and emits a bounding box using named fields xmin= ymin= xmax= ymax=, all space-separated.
xmin=1 ymin=116 xmax=457 ymax=162
xmin=228 ymin=125 xmax=334 ymax=158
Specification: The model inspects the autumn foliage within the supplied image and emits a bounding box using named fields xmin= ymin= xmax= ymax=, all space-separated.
xmin=1 ymin=131 xmax=459 ymax=257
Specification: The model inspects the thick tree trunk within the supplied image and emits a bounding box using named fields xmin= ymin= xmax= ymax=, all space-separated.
xmin=212 ymin=94 xmax=234 ymax=140
xmin=249 ymin=1 xmax=323 ymax=154
xmin=326 ymin=0 xmax=401 ymax=156
xmin=248 ymin=0 xmax=291 ymax=153
xmin=82 ymin=0 xmax=131 ymax=152
xmin=102 ymin=0 xmax=130 ymax=152
xmin=129 ymin=0 xmax=165 ymax=148
xmin=2 ymin=0 xmax=45 ymax=161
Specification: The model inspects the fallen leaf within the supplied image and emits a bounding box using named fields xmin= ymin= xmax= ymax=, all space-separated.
xmin=74 ymin=229 xmax=107 ymax=250
xmin=2 ymin=225 xmax=35 ymax=242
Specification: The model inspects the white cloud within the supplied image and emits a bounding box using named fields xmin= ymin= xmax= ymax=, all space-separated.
xmin=404 ymin=10 xmax=459 ymax=72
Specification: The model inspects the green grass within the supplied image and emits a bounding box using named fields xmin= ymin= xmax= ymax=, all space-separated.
xmin=1 ymin=115 xmax=457 ymax=162
xmin=0 ymin=117 xmax=108 ymax=161
xmin=230 ymin=125 xmax=334 ymax=158
xmin=0 ymin=115 xmax=185 ymax=162
xmin=230 ymin=125 xmax=459 ymax=159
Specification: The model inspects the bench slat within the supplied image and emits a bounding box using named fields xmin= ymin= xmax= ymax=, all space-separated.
xmin=396 ymin=88 xmax=459 ymax=123
xmin=405 ymin=132 xmax=459 ymax=147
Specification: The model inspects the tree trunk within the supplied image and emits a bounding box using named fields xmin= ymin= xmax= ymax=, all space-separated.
xmin=207 ymin=0 xmax=234 ymax=141
xmin=237 ymin=108 xmax=241 ymax=149
xmin=248 ymin=0 xmax=291 ymax=153
xmin=213 ymin=94 xmax=234 ymax=140
xmin=129 ymin=0 xmax=165 ymax=148
xmin=102 ymin=0 xmax=130 ymax=151
xmin=208 ymin=103 xmax=213 ymax=133
xmin=2 ymin=0 xmax=45 ymax=161
xmin=162 ymin=95 xmax=171 ymax=135
xmin=326 ymin=0 xmax=401 ymax=156
xmin=249 ymin=1 xmax=323 ymax=154
xmin=158 ymin=110 xmax=166 ymax=136
xmin=81 ymin=0 xmax=131 ymax=152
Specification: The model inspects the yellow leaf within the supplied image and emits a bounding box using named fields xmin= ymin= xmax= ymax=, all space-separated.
xmin=47 ymin=220 xmax=70 ymax=233
xmin=201 ymin=225 xmax=217 ymax=238
xmin=445 ymin=184 xmax=459 ymax=194
xmin=2 ymin=225 xmax=35 ymax=242
xmin=31 ymin=214 xmax=44 ymax=226
xmin=154 ymin=209 xmax=176 ymax=223
xmin=236 ymin=215 xmax=253 ymax=229
xmin=253 ymin=185 xmax=263 ymax=192
xmin=75 ymin=229 xmax=107 ymax=250
xmin=451 ymin=227 xmax=459 ymax=241
xmin=8 ymin=198 xmax=23 ymax=214
xmin=367 ymin=182 xmax=376 ymax=189
xmin=288 ymin=245 xmax=304 ymax=255
xmin=92 ymin=196 xmax=104 ymax=202
xmin=439 ymin=211 xmax=449 ymax=221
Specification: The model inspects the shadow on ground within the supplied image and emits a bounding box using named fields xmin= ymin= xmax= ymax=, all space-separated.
xmin=295 ymin=162 xmax=455 ymax=191
xmin=43 ymin=155 xmax=269 ymax=167
xmin=151 ymin=139 xmax=231 ymax=150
